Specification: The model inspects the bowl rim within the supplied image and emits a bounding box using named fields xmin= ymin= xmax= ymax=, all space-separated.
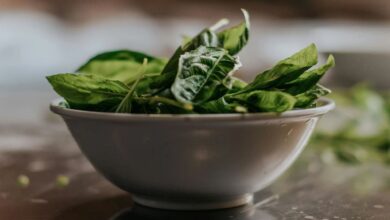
xmin=50 ymin=98 xmax=335 ymax=122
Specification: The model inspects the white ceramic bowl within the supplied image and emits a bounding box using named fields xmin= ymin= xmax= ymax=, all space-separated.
xmin=51 ymin=98 xmax=334 ymax=210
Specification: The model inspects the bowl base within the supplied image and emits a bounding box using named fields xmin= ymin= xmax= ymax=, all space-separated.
xmin=132 ymin=194 xmax=253 ymax=210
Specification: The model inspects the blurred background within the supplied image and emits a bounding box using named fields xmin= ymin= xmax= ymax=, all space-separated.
xmin=0 ymin=1 xmax=389 ymax=161
xmin=0 ymin=1 xmax=389 ymax=218
xmin=1 ymin=0 xmax=390 ymax=124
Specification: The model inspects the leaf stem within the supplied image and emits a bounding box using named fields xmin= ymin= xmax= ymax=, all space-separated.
xmin=115 ymin=58 xmax=148 ymax=113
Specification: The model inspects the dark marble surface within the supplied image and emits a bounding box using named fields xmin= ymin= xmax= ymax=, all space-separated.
xmin=0 ymin=122 xmax=389 ymax=220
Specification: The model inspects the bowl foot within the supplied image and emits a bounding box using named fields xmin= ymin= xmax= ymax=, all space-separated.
xmin=132 ymin=194 xmax=253 ymax=210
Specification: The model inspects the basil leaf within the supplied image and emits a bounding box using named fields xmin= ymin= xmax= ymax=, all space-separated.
xmin=45 ymin=12 xmax=335 ymax=115
xmin=141 ymin=11 xmax=250 ymax=94
xmin=181 ymin=35 xmax=193 ymax=48
xmin=132 ymin=96 xmax=194 ymax=114
xmin=196 ymin=97 xmax=247 ymax=113
xmin=295 ymin=84 xmax=331 ymax=108
xmin=46 ymin=73 xmax=128 ymax=106
xmin=241 ymin=44 xmax=318 ymax=93
xmin=189 ymin=78 xmax=230 ymax=103
xmin=334 ymin=146 xmax=361 ymax=164
xmin=282 ymin=55 xmax=335 ymax=95
xmin=145 ymin=29 xmax=223 ymax=94
xmin=228 ymin=90 xmax=296 ymax=113
xmin=218 ymin=9 xmax=250 ymax=55
xmin=77 ymin=50 xmax=166 ymax=85
xmin=115 ymin=58 xmax=149 ymax=113
xmin=171 ymin=46 xmax=241 ymax=104
xmin=228 ymin=76 xmax=248 ymax=93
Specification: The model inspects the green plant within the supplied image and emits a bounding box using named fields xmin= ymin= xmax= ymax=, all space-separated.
xmin=312 ymin=85 xmax=390 ymax=164
xmin=47 ymin=10 xmax=334 ymax=114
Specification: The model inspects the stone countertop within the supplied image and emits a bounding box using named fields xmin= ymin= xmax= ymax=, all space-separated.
xmin=0 ymin=121 xmax=389 ymax=220
xmin=0 ymin=90 xmax=389 ymax=220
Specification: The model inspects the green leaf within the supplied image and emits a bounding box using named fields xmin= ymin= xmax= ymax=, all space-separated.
xmin=183 ymin=29 xmax=221 ymax=50
xmin=228 ymin=90 xmax=296 ymax=113
xmin=142 ymin=11 xmax=250 ymax=94
xmin=334 ymin=146 xmax=361 ymax=164
xmin=218 ymin=9 xmax=250 ymax=55
xmin=77 ymin=50 xmax=167 ymax=85
xmin=46 ymin=73 xmax=128 ymax=107
xmin=171 ymin=46 xmax=240 ymax=104
xmin=45 ymin=15 xmax=336 ymax=115
xmin=133 ymin=96 xmax=194 ymax=114
xmin=241 ymin=43 xmax=318 ymax=93
xmin=196 ymin=97 xmax=247 ymax=113
xmin=115 ymin=58 xmax=148 ymax=113
xmin=295 ymin=84 xmax=331 ymax=108
xmin=181 ymin=35 xmax=193 ymax=48
xmin=282 ymin=55 xmax=335 ymax=95
xmin=189 ymin=77 xmax=230 ymax=103
xmin=145 ymin=28 xmax=223 ymax=94
xmin=228 ymin=76 xmax=248 ymax=93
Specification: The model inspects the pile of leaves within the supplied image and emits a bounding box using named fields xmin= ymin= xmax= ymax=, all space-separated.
xmin=47 ymin=10 xmax=335 ymax=114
